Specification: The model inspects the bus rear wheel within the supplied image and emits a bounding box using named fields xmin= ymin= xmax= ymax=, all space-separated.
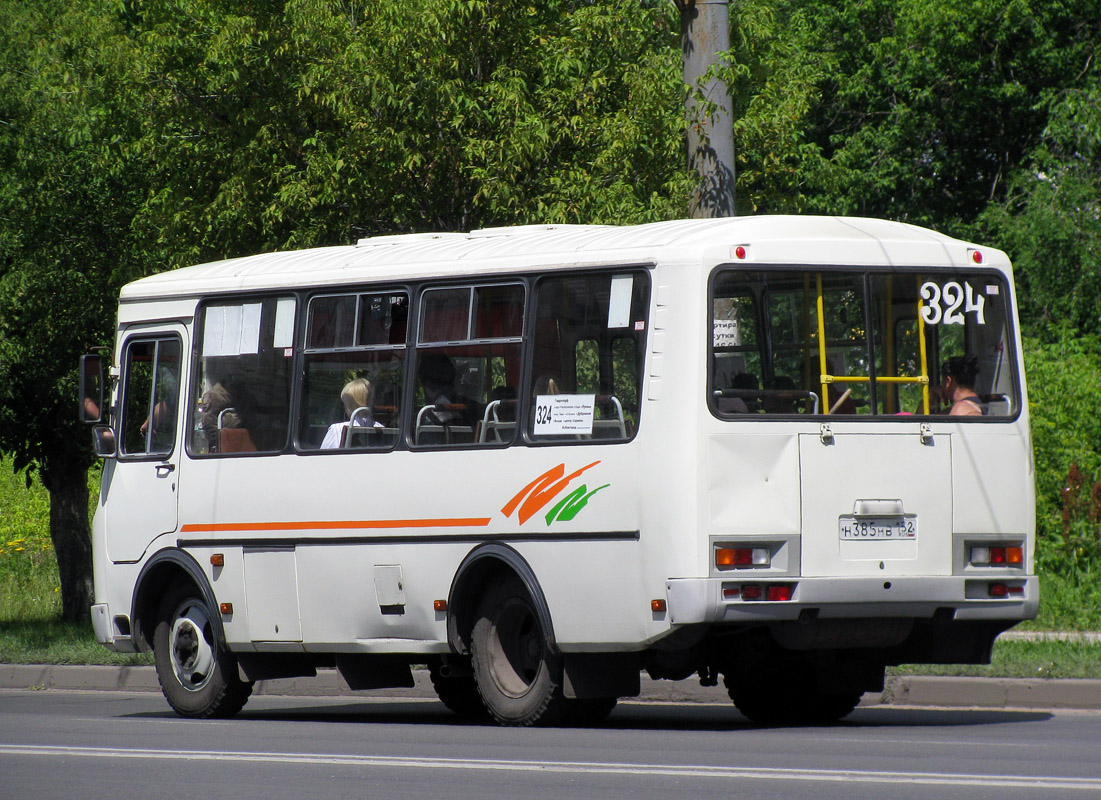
xmin=470 ymin=576 xmax=566 ymax=726
xmin=153 ymin=582 xmax=252 ymax=718
xmin=725 ymin=671 xmax=862 ymax=725
xmin=428 ymin=662 xmax=488 ymax=719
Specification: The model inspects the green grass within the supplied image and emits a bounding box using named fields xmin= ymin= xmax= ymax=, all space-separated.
xmin=1019 ymin=569 xmax=1101 ymax=631
xmin=0 ymin=465 xmax=151 ymax=665
xmin=1 ymin=460 xmax=1099 ymax=673
xmin=0 ymin=465 xmax=59 ymax=622
xmin=893 ymin=639 xmax=1101 ymax=680
xmin=0 ymin=620 xmax=151 ymax=665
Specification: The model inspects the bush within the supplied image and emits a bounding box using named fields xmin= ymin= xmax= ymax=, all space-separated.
xmin=1024 ymin=329 xmax=1101 ymax=574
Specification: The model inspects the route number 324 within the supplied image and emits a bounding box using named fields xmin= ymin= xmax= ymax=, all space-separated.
xmin=920 ymin=281 xmax=986 ymax=326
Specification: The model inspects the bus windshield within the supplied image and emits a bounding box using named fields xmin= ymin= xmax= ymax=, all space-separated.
xmin=710 ymin=268 xmax=1020 ymax=418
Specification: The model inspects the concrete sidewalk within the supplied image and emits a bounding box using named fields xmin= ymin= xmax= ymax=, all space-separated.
xmin=2 ymin=664 xmax=1099 ymax=710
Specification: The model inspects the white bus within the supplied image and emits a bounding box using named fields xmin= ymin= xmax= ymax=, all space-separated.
xmin=80 ymin=216 xmax=1036 ymax=726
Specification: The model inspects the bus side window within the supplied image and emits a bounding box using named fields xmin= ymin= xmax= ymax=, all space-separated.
xmin=411 ymin=283 xmax=524 ymax=448
xmin=299 ymin=292 xmax=407 ymax=452
xmin=191 ymin=297 xmax=296 ymax=455
xmin=528 ymin=271 xmax=648 ymax=442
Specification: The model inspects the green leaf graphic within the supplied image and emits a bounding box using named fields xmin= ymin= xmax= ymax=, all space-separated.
xmin=545 ymin=483 xmax=610 ymax=525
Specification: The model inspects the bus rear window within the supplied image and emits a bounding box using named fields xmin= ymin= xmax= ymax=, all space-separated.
xmin=710 ymin=269 xmax=1020 ymax=418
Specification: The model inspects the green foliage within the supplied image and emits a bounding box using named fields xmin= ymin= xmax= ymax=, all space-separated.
xmin=1023 ymin=331 xmax=1101 ymax=574
xmin=118 ymin=0 xmax=692 ymax=262
xmin=976 ymin=80 xmax=1101 ymax=336
xmin=0 ymin=467 xmax=59 ymax=622
xmin=1029 ymin=568 xmax=1101 ymax=632
xmin=794 ymin=0 xmax=1100 ymax=229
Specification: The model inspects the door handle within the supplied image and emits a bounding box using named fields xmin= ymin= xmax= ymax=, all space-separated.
xmin=156 ymin=463 xmax=176 ymax=477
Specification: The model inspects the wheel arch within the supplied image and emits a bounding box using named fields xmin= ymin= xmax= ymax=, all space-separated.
xmin=446 ymin=542 xmax=557 ymax=656
xmin=132 ymin=548 xmax=222 ymax=653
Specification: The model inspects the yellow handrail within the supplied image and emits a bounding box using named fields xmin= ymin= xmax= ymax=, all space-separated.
xmin=917 ymin=279 xmax=931 ymax=414
xmin=816 ymin=274 xmax=830 ymax=413
xmin=815 ymin=272 xmax=931 ymax=414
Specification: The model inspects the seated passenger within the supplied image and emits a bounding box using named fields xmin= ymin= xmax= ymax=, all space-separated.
xmin=533 ymin=375 xmax=560 ymax=397
xmin=716 ymin=372 xmax=756 ymax=413
xmin=417 ymin=352 xmax=460 ymax=425
xmin=200 ymin=372 xmax=242 ymax=451
xmin=321 ymin=377 xmax=382 ymax=449
xmin=764 ymin=375 xmax=797 ymax=414
xmin=940 ymin=354 xmax=984 ymax=416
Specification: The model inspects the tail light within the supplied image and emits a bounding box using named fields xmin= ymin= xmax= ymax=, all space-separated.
xmin=715 ymin=546 xmax=771 ymax=569
xmin=723 ymin=583 xmax=794 ymax=602
xmin=970 ymin=544 xmax=1023 ymax=567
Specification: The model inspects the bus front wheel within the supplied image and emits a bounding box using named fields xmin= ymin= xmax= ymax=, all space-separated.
xmin=470 ymin=576 xmax=566 ymax=726
xmin=152 ymin=582 xmax=252 ymax=718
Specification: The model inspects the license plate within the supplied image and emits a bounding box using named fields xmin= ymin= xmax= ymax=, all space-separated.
xmin=838 ymin=516 xmax=916 ymax=540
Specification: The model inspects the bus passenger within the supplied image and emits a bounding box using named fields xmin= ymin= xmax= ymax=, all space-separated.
xmin=533 ymin=375 xmax=560 ymax=397
xmin=200 ymin=375 xmax=240 ymax=440
xmin=941 ymin=354 xmax=984 ymax=416
xmin=417 ymin=352 xmax=459 ymax=424
xmin=321 ymin=377 xmax=383 ymax=449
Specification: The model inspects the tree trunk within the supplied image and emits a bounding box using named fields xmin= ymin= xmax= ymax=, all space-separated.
xmin=43 ymin=463 xmax=94 ymax=622
xmin=680 ymin=0 xmax=736 ymax=218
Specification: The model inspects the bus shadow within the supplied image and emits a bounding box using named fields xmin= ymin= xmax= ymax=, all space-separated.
xmin=126 ymin=698 xmax=1055 ymax=732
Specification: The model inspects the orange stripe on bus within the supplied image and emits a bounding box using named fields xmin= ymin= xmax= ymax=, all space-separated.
xmin=179 ymin=518 xmax=492 ymax=533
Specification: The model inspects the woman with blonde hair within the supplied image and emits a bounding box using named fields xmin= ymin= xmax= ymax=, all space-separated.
xmin=320 ymin=376 xmax=382 ymax=449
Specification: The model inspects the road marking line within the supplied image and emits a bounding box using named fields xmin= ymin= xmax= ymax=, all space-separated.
xmin=1 ymin=744 xmax=1099 ymax=790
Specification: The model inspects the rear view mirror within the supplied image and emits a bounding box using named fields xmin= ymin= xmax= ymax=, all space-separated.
xmin=92 ymin=424 xmax=117 ymax=458
xmin=79 ymin=354 xmax=104 ymax=423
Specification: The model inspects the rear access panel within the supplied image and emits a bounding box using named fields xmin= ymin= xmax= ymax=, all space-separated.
xmin=799 ymin=433 xmax=952 ymax=578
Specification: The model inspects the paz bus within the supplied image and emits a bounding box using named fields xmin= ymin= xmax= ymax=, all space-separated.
xmin=80 ymin=216 xmax=1036 ymax=725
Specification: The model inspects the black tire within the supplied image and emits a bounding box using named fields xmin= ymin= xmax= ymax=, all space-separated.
xmin=470 ymin=576 xmax=567 ymax=726
xmin=429 ymin=663 xmax=489 ymax=719
xmin=153 ymin=582 xmax=252 ymax=718
xmin=725 ymin=671 xmax=862 ymax=725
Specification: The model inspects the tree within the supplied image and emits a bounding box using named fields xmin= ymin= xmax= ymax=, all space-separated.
xmin=0 ymin=0 xmax=149 ymax=619
xmin=790 ymin=0 xmax=1100 ymax=230
xmin=117 ymin=0 xmax=692 ymax=262
xmin=975 ymin=80 xmax=1101 ymax=336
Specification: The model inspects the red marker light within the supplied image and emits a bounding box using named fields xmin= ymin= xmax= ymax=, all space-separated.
xmin=735 ymin=245 xmax=747 ymax=260
xmin=972 ymin=250 xmax=984 ymax=264
xmin=767 ymin=585 xmax=793 ymax=602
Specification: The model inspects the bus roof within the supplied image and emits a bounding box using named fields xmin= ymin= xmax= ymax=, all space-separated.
xmin=119 ymin=215 xmax=1009 ymax=302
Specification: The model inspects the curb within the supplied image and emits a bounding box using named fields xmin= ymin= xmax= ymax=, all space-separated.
xmin=2 ymin=664 xmax=1100 ymax=710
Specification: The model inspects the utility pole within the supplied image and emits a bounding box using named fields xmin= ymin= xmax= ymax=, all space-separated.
xmin=676 ymin=0 xmax=736 ymax=217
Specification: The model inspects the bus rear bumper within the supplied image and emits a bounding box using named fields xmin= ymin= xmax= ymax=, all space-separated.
xmin=665 ymin=575 xmax=1039 ymax=624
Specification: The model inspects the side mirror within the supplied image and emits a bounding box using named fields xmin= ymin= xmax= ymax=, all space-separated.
xmin=92 ymin=424 xmax=117 ymax=458
xmin=79 ymin=354 xmax=104 ymax=423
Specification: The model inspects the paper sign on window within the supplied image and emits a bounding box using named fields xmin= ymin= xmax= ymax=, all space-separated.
xmin=713 ymin=318 xmax=739 ymax=347
xmin=533 ymin=394 xmax=595 ymax=435
xmin=607 ymin=275 xmax=633 ymax=329
xmin=204 ymin=303 xmax=262 ymax=356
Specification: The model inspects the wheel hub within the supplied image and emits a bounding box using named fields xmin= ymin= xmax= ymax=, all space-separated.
xmin=169 ymin=602 xmax=216 ymax=691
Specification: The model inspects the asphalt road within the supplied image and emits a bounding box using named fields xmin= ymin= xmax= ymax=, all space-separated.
xmin=3 ymin=689 xmax=1101 ymax=800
